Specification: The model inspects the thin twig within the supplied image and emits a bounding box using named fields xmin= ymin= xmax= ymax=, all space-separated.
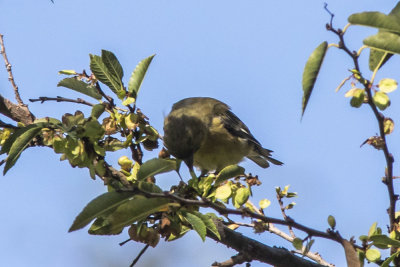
xmin=119 ymin=238 xmax=131 ymax=246
xmin=0 ymin=119 xmax=18 ymax=129
xmin=29 ymin=96 xmax=94 ymax=107
xmin=323 ymin=3 xmax=334 ymax=26
xmin=129 ymin=244 xmax=150 ymax=267
xmin=276 ymin=193 xmax=295 ymax=237
xmin=0 ymin=34 xmax=24 ymax=105
xmin=211 ymin=253 xmax=251 ymax=267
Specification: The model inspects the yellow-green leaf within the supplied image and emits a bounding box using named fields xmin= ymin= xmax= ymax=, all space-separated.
xmin=292 ymin=238 xmax=303 ymax=250
xmin=215 ymin=184 xmax=232 ymax=200
xmin=350 ymin=89 xmax=366 ymax=108
xmin=327 ymin=215 xmax=336 ymax=229
xmin=384 ymin=118 xmax=394 ymax=135
xmin=233 ymin=187 xmax=250 ymax=208
xmin=368 ymin=222 xmax=378 ymax=237
xmin=259 ymin=199 xmax=271 ymax=209
xmin=365 ymin=248 xmax=381 ymax=262
xmin=122 ymin=97 xmax=136 ymax=106
xmin=379 ymin=78 xmax=398 ymax=93
xmin=58 ymin=70 xmax=77 ymax=75
xmin=373 ymin=91 xmax=390 ymax=110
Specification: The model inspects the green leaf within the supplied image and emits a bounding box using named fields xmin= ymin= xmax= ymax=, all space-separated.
xmin=1 ymin=124 xmax=37 ymax=155
xmin=379 ymin=78 xmax=398 ymax=93
xmin=350 ymin=89 xmax=366 ymax=108
xmin=301 ymin=41 xmax=328 ymax=116
xmin=69 ymin=191 xmax=135 ymax=232
xmin=381 ymin=250 xmax=400 ymax=267
xmin=191 ymin=211 xmax=221 ymax=240
xmin=101 ymin=50 xmax=123 ymax=81
xmin=367 ymin=4 xmax=400 ymax=71
xmin=137 ymin=158 xmax=179 ymax=180
xmin=364 ymin=32 xmax=400 ymax=55
xmin=373 ymin=91 xmax=390 ymax=110
xmin=33 ymin=117 xmax=62 ymax=126
xmin=3 ymin=125 xmax=44 ymax=174
xmin=91 ymin=104 xmax=106 ymax=119
xmin=100 ymin=196 xmax=170 ymax=234
xmin=138 ymin=181 xmax=163 ymax=193
xmin=365 ymin=248 xmax=381 ymax=262
xmin=89 ymin=196 xmax=171 ymax=235
xmin=57 ymin=77 xmax=102 ymax=100
xmin=233 ymin=187 xmax=250 ymax=208
xmin=348 ymin=12 xmax=400 ymax=33
xmin=370 ymin=234 xmax=400 ymax=247
xmin=292 ymin=238 xmax=303 ymax=250
xmin=168 ymin=225 xmax=190 ymax=241
xmin=214 ymin=165 xmax=245 ymax=185
xmin=369 ymin=49 xmax=392 ymax=71
xmin=88 ymin=217 xmax=123 ymax=235
xmin=90 ymin=54 xmax=124 ymax=98
xmin=128 ymin=54 xmax=155 ymax=97
xmin=181 ymin=211 xmax=207 ymax=241
xmin=303 ymin=239 xmax=315 ymax=255
xmin=259 ymin=199 xmax=271 ymax=209
xmin=327 ymin=215 xmax=336 ymax=229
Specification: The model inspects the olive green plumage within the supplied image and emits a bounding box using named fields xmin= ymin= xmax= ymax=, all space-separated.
xmin=163 ymin=97 xmax=282 ymax=172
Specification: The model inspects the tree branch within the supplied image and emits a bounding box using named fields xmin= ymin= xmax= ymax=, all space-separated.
xmin=327 ymin=21 xmax=397 ymax=233
xmin=209 ymin=221 xmax=326 ymax=267
xmin=211 ymin=253 xmax=251 ymax=267
xmin=29 ymin=96 xmax=94 ymax=107
xmin=132 ymin=189 xmax=346 ymax=246
xmin=0 ymin=34 xmax=24 ymax=105
xmin=0 ymin=94 xmax=35 ymax=125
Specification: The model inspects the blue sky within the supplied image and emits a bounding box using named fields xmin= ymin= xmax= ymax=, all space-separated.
xmin=1 ymin=1 xmax=399 ymax=266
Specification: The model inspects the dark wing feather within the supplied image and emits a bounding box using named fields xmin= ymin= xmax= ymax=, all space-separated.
xmin=218 ymin=108 xmax=283 ymax=167
xmin=220 ymin=109 xmax=261 ymax=147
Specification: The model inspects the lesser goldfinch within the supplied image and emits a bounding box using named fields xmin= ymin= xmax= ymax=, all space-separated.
xmin=163 ymin=97 xmax=282 ymax=173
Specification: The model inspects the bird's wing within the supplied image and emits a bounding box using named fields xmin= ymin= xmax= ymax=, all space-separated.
xmin=219 ymin=109 xmax=262 ymax=147
xmin=218 ymin=109 xmax=283 ymax=167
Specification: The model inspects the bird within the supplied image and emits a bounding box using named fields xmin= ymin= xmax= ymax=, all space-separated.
xmin=163 ymin=97 xmax=282 ymax=173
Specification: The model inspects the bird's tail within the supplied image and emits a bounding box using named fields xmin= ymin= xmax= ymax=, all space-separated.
xmin=247 ymin=147 xmax=283 ymax=168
